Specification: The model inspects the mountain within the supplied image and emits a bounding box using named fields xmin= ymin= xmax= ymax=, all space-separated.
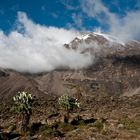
xmin=0 ymin=32 xmax=140 ymax=100
xmin=1 ymin=33 xmax=140 ymax=140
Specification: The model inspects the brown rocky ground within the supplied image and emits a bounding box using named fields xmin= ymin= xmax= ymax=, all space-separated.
xmin=0 ymin=41 xmax=140 ymax=139
xmin=0 ymin=94 xmax=140 ymax=140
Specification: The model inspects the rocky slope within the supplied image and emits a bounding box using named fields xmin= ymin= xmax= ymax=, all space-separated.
xmin=0 ymin=33 xmax=140 ymax=140
xmin=0 ymin=32 xmax=140 ymax=99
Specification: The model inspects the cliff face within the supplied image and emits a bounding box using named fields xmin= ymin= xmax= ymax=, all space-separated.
xmin=0 ymin=33 xmax=140 ymax=100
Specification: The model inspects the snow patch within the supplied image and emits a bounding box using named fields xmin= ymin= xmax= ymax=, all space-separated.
xmin=76 ymin=32 xmax=124 ymax=45
xmin=77 ymin=34 xmax=90 ymax=40
xmin=94 ymin=32 xmax=125 ymax=45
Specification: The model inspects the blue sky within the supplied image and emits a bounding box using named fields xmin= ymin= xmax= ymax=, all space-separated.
xmin=0 ymin=0 xmax=140 ymax=32
xmin=0 ymin=0 xmax=140 ymax=73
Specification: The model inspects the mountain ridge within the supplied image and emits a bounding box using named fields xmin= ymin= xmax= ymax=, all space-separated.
xmin=0 ymin=32 xmax=140 ymax=99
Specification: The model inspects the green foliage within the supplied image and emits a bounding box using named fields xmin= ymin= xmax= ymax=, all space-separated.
xmin=12 ymin=91 xmax=33 ymax=115
xmin=93 ymin=118 xmax=106 ymax=131
xmin=59 ymin=123 xmax=74 ymax=132
xmin=40 ymin=126 xmax=63 ymax=137
xmin=42 ymin=129 xmax=62 ymax=137
xmin=94 ymin=120 xmax=104 ymax=130
xmin=58 ymin=95 xmax=80 ymax=112
xmin=5 ymin=123 xmax=16 ymax=132
xmin=119 ymin=117 xmax=140 ymax=131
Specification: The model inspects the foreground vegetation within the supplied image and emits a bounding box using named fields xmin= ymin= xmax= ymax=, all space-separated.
xmin=0 ymin=92 xmax=140 ymax=140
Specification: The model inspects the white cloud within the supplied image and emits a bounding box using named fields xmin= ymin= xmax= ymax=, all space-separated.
xmin=72 ymin=13 xmax=83 ymax=28
xmin=110 ymin=10 xmax=140 ymax=41
xmin=0 ymin=12 xmax=93 ymax=73
xmin=80 ymin=0 xmax=140 ymax=41
xmin=60 ymin=0 xmax=79 ymax=10
xmin=81 ymin=0 xmax=109 ymax=17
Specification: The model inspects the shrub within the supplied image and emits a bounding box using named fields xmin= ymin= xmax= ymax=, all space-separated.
xmin=59 ymin=123 xmax=74 ymax=132
xmin=58 ymin=95 xmax=80 ymax=111
xmin=119 ymin=117 xmax=139 ymax=131
xmin=58 ymin=95 xmax=80 ymax=123
xmin=12 ymin=91 xmax=34 ymax=132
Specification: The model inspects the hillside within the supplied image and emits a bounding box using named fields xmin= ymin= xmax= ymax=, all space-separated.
xmin=0 ymin=33 xmax=140 ymax=140
xmin=0 ymin=33 xmax=140 ymax=99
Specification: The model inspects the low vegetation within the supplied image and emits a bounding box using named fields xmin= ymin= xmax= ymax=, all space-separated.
xmin=58 ymin=95 xmax=80 ymax=123
xmin=0 ymin=91 xmax=140 ymax=140
xmin=12 ymin=91 xmax=34 ymax=132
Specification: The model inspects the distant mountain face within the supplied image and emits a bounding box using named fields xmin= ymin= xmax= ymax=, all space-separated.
xmin=0 ymin=32 xmax=140 ymax=100
xmin=64 ymin=33 xmax=124 ymax=52
xmin=64 ymin=32 xmax=140 ymax=55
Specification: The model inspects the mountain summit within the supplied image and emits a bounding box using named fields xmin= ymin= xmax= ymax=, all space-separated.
xmin=0 ymin=32 xmax=140 ymax=99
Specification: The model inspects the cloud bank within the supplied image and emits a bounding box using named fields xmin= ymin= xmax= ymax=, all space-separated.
xmin=0 ymin=12 xmax=93 ymax=73
xmin=1 ymin=1 xmax=140 ymax=73
xmin=80 ymin=0 xmax=140 ymax=41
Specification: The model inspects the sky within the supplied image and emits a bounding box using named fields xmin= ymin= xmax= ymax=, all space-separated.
xmin=0 ymin=0 xmax=140 ymax=73
xmin=0 ymin=0 xmax=140 ymax=36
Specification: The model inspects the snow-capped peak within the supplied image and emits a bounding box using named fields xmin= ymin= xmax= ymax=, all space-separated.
xmin=76 ymin=32 xmax=124 ymax=45
xmin=77 ymin=34 xmax=90 ymax=40
xmin=93 ymin=32 xmax=125 ymax=45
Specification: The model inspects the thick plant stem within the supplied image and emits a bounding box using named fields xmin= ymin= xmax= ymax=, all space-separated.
xmin=64 ymin=111 xmax=69 ymax=123
xmin=21 ymin=113 xmax=30 ymax=132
